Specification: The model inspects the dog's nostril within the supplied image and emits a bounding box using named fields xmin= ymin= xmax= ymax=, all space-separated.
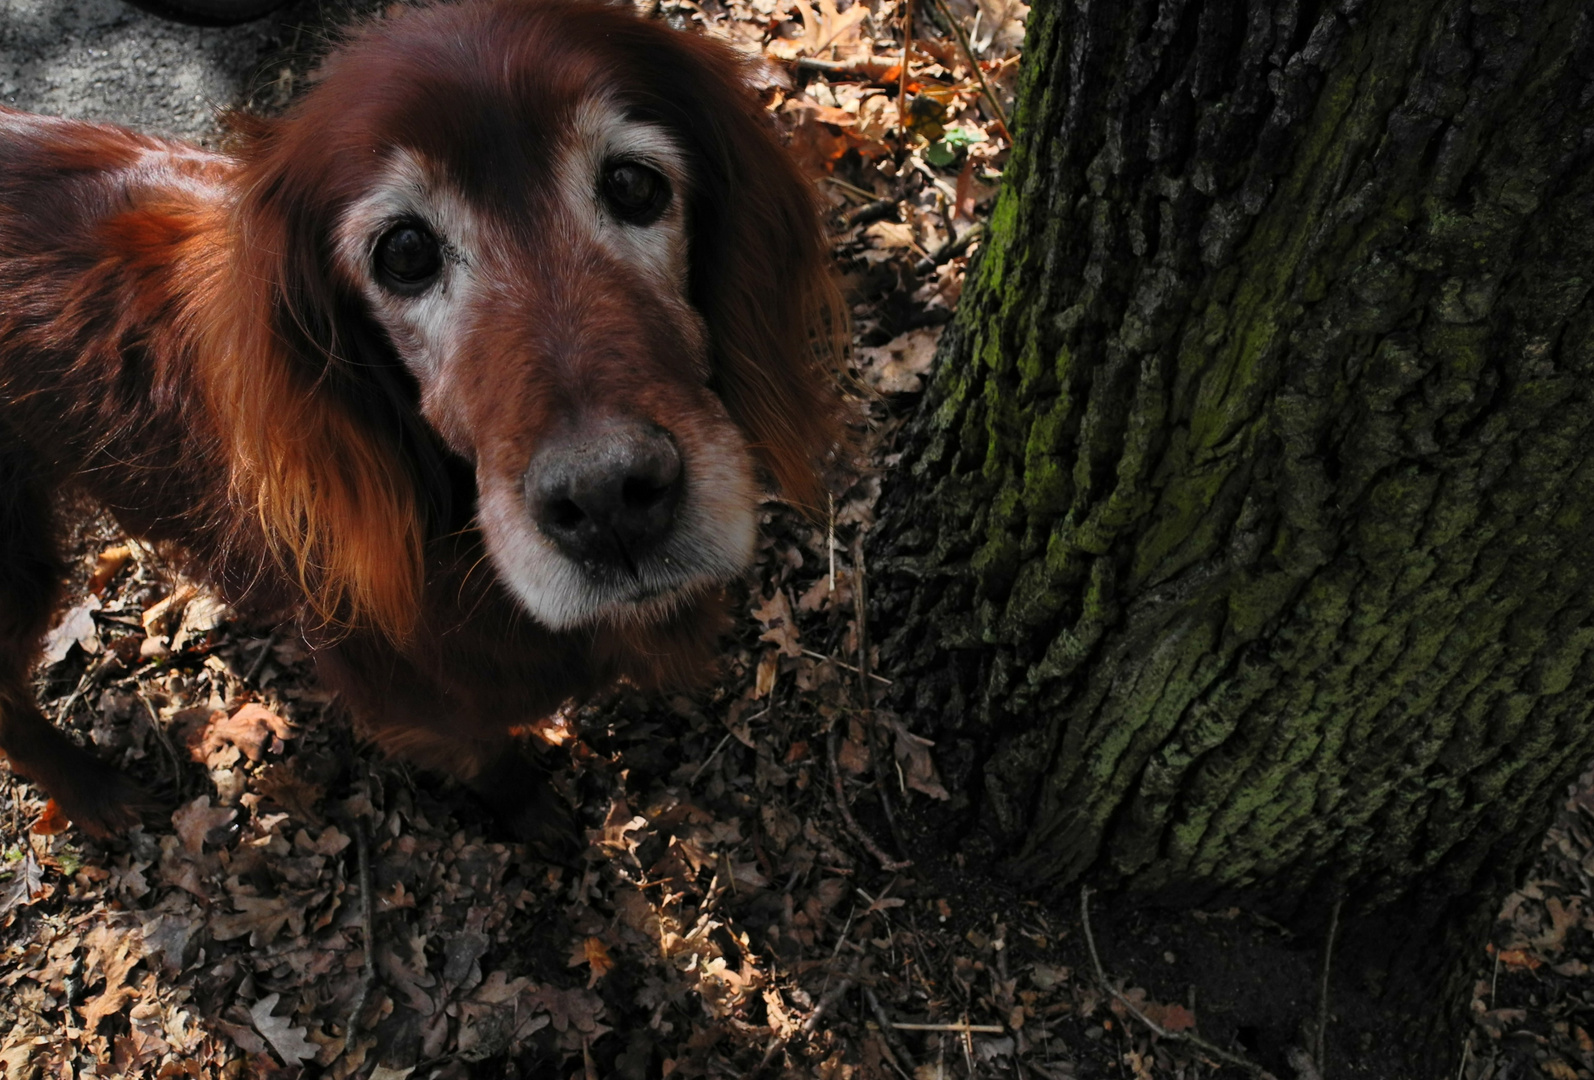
xmin=528 ymin=425 xmax=684 ymax=567
xmin=545 ymin=497 xmax=588 ymax=531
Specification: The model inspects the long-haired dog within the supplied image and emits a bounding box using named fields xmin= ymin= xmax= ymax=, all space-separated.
xmin=0 ymin=0 xmax=842 ymax=841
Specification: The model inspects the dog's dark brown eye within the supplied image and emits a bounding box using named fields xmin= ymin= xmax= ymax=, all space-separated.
xmin=601 ymin=161 xmax=670 ymax=226
xmin=374 ymin=222 xmax=442 ymax=291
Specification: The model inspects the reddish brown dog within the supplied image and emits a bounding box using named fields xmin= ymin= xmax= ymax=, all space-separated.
xmin=0 ymin=0 xmax=841 ymax=840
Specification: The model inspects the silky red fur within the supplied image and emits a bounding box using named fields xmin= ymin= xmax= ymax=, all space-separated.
xmin=0 ymin=0 xmax=843 ymax=835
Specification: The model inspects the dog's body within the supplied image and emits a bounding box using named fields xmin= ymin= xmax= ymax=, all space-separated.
xmin=0 ymin=0 xmax=840 ymax=837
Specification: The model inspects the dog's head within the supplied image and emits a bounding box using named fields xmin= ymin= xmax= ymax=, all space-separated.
xmin=214 ymin=0 xmax=843 ymax=639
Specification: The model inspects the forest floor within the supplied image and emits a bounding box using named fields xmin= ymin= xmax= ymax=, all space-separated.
xmin=0 ymin=2 xmax=1589 ymax=1079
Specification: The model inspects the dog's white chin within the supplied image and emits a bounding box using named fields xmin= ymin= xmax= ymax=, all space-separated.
xmin=476 ymin=474 xmax=757 ymax=632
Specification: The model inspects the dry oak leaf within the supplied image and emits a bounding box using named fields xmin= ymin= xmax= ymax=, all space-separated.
xmin=1140 ymin=1000 xmax=1197 ymax=1032
xmin=752 ymin=588 xmax=802 ymax=657
xmin=199 ymin=703 xmax=294 ymax=764
xmin=248 ymin=993 xmax=318 ymax=1066
xmin=857 ymin=327 xmax=942 ymax=395
xmin=0 ymin=850 xmax=47 ymax=918
xmin=42 ymin=595 xmax=101 ymax=664
xmin=570 ymin=937 xmax=615 ymax=989
xmin=888 ymin=715 xmax=951 ymax=800
xmin=172 ymin=796 xmax=236 ymax=854
xmin=76 ymin=922 xmax=146 ymax=1034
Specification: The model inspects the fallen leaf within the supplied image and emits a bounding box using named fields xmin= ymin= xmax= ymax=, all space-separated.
xmin=249 ymin=993 xmax=318 ymax=1066
xmin=1140 ymin=1000 xmax=1196 ymax=1032
xmin=0 ymin=851 xmax=47 ymax=915
xmin=889 ymin=715 xmax=951 ymax=800
xmin=572 ymin=937 xmax=614 ymax=988
xmin=42 ymin=596 xmax=101 ymax=664
xmin=857 ymin=327 xmax=943 ymax=394
xmin=198 ymin=703 xmax=293 ymax=764
xmin=88 ymin=545 xmax=133 ymax=595
xmin=172 ymin=796 xmax=237 ymax=854
xmin=752 ymin=589 xmax=802 ymax=657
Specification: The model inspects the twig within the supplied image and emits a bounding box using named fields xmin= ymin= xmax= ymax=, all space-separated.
xmin=822 ymin=175 xmax=881 ymax=203
xmin=898 ymin=0 xmax=916 ymax=129
xmin=135 ymin=692 xmax=184 ymax=797
xmin=802 ymin=650 xmax=892 ymax=684
xmin=345 ymin=822 xmax=377 ymax=1039
xmin=864 ymin=985 xmax=919 ymax=1069
xmin=1080 ymin=886 xmax=1277 ymax=1079
xmin=749 ymin=962 xmax=859 ymax=1077
xmin=924 ymin=0 xmax=1013 ymax=144
xmin=914 ymin=221 xmax=985 ymax=274
xmin=828 ymin=729 xmax=911 ymax=871
xmin=851 ymin=535 xmax=908 ymax=859
xmin=828 ymin=492 xmax=837 ymax=593
xmin=243 ymin=636 xmax=274 ymax=684
xmin=1315 ymin=896 xmax=1342 ymax=1075
xmin=689 ymin=730 xmax=735 ymax=784
xmin=892 ymin=1021 xmax=1005 ymax=1033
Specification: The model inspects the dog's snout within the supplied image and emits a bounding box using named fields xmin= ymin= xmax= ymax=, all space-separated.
xmin=529 ymin=424 xmax=683 ymax=567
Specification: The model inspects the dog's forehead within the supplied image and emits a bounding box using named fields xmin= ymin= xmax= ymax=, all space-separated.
xmin=314 ymin=4 xmax=696 ymax=180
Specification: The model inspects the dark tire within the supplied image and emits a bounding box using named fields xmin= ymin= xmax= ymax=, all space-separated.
xmin=123 ymin=0 xmax=292 ymax=26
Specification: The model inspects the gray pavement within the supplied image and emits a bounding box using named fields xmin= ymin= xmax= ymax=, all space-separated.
xmin=0 ymin=0 xmax=285 ymax=141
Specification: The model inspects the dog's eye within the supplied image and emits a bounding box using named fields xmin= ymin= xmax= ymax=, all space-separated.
xmin=601 ymin=161 xmax=670 ymax=226
xmin=374 ymin=222 xmax=443 ymax=292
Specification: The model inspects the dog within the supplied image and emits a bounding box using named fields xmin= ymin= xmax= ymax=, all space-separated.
xmin=0 ymin=0 xmax=843 ymax=842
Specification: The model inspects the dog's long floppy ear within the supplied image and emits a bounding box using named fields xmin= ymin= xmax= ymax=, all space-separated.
xmin=645 ymin=32 xmax=848 ymax=515
xmin=205 ymin=114 xmax=424 ymax=642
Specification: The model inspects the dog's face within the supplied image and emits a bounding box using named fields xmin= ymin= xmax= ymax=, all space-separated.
xmin=226 ymin=0 xmax=841 ymax=637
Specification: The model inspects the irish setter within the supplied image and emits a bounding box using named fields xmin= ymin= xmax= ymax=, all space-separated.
xmin=0 ymin=0 xmax=842 ymax=841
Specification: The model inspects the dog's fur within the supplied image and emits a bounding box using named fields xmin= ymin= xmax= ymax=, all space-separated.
xmin=0 ymin=0 xmax=842 ymax=838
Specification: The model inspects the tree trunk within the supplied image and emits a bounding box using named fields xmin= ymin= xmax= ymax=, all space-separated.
xmin=875 ymin=0 xmax=1594 ymax=1063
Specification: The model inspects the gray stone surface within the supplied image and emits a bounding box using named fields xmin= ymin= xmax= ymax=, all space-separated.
xmin=0 ymin=0 xmax=283 ymax=141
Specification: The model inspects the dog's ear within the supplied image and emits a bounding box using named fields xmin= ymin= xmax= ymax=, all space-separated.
xmin=205 ymin=114 xmax=423 ymax=642
xmin=659 ymin=36 xmax=848 ymax=515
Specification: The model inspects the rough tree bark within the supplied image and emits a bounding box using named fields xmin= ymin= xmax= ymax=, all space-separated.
xmin=874 ymin=0 xmax=1594 ymax=1065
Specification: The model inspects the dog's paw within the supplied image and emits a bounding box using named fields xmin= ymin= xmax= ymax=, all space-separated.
xmin=470 ymin=752 xmax=582 ymax=864
xmin=40 ymin=753 xmax=159 ymax=838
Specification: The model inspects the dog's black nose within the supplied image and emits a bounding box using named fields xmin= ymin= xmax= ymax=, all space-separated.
xmin=528 ymin=424 xmax=683 ymax=567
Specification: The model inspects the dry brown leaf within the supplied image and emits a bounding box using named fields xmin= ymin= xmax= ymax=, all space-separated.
xmin=42 ymin=596 xmax=100 ymax=664
xmin=572 ymin=937 xmax=614 ymax=988
xmin=248 ymin=993 xmax=318 ymax=1066
xmin=0 ymin=850 xmax=47 ymax=915
xmin=857 ymin=327 xmax=943 ymax=395
xmin=172 ymin=796 xmax=236 ymax=854
xmin=888 ymin=716 xmax=951 ymax=800
xmin=88 ymin=545 xmax=132 ymax=595
xmin=1140 ymin=1000 xmax=1197 ymax=1032
xmin=752 ymin=589 xmax=802 ymax=657
xmin=754 ymin=650 xmax=779 ymax=699
xmin=198 ymin=703 xmax=293 ymax=764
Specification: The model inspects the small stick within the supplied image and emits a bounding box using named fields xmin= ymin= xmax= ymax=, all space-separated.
xmin=822 ymin=175 xmax=881 ymax=203
xmin=749 ymin=965 xmax=859 ymax=1077
xmin=898 ymin=0 xmax=916 ymax=128
xmin=135 ymin=692 xmax=184 ymax=796
xmin=345 ymin=823 xmax=377 ymax=1040
xmin=803 ymin=650 xmax=894 ymax=684
xmin=864 ymin=986 xmax=919 ymax=1068
xmin=850 ymin=535 xmax=908 ymax=859
xmin=243 ymin=637 xmax=274 ymax=684
xmin=828 ymin=729 xmax=911 ymax=871
xmin=1315 ymin=896 xmax=1342 ymax=1075
xmin=891 ymin=1021 xmax=1005 ymax=1034
xmin=689 ymin=730 xmax=735 ymax=784
xmin=925 ymin=0 xmax=1013 ymax=145
xmin=828 ymin=492 xmax=837 ymax=593
xmin=1080 ymin=886 xmax=1277 ymax=1079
